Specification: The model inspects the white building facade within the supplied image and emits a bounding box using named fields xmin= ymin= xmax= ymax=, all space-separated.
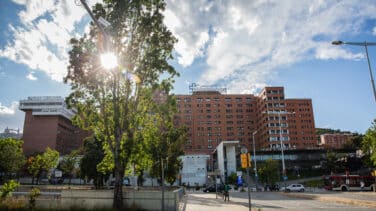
xmin=180 ymin=155 xmax=210 ymax=186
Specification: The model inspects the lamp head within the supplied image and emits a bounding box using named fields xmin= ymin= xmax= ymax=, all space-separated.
xmin=332 ymin=40 xmax=344 ymax=45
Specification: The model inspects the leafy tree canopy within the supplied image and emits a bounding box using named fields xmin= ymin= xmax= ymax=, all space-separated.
xmin=258 ymin=158 xmax=280 ymax=185
xmin=80 ymin=136 xmax=109 ymax=188
xmin=362 ymin=119 xmax=376 ymax=167
xmin=27 ymin=147 xmax=59 ymax=184
xmin=64 ymin=0 xmax=178 ymax=209
xmin=0 ymin=138 xmax=25 ymax=181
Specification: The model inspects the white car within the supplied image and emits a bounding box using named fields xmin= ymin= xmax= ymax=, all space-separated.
xmin=280 ymin=184 xmax=305 ymax=192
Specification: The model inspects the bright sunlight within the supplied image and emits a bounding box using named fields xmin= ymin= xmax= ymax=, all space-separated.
xmin=100 ymin=52 xmax=118 ymax=70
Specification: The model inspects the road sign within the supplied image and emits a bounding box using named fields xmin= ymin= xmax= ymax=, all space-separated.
xmin=237 ymin=176 xmax=243 ymax=186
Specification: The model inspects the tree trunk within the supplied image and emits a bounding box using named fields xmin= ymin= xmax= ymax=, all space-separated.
xmin=113 ymin=158 xmax=124 ymax=210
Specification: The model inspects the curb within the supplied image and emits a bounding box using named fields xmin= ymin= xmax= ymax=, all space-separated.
xmin=283 ymin=192 xmax=376 ymax=208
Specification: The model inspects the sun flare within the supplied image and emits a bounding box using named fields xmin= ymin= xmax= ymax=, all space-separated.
xmin=100 ymin=52 xmax=118 ymax=70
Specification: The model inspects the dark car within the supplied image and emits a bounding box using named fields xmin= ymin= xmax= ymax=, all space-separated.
xmin=203 ymin=184 xmax=225 ymax=193
xmin=49 ymin=177 xmax=63 ymax=184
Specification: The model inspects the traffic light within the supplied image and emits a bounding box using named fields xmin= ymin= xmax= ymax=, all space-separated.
xmin=248 ymin=153 xmax=252 ymax=168
xmin=240 ymin=153 xmax=252 ymax=168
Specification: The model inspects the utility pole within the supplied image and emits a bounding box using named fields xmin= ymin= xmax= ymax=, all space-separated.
xmin=241 ymin=147 xmax=251 ymax=211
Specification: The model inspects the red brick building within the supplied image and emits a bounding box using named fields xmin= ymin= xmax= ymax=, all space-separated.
xmin=174 ymin=86 xmax=317 ymax=156
xmin=19 ymin=96 xmax=88 ymax=155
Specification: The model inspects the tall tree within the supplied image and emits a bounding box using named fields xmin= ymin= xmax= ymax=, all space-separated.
xmin=362 ymin=119 xmax=376 ymax=167
xmin=0 ymin=138 xmax=25 ymax=182
xmin=65 ymin=1 xmax=177 ymax=209
xmin=142 ymin=92 xmax=185 ymax=186
xmin=80 ymin=136 xmax=108 ymax=188
xmin=59 ymin=150 xmax=79 ymax=185
xmin=258 ymin=158 xmax=280 ymax=185
xmin=323 ymin=150 xmax=338 ymax=174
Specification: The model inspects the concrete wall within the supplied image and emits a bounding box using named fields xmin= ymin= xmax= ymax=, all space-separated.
xmin=32 ymin=188 xmax=184 ymax=211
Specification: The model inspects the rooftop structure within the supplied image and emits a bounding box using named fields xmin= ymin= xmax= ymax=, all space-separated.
xmin=19 ymin=96 xmax=74 ymax=119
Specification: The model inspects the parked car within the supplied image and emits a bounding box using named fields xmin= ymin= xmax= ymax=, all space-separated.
xmin=250 ymin=186 xmax=264 ymax=192
xmin=203 ymin=184 xmax=225 ymax=193
xmin=264 ymin=184 xmax=279 ymax=191
xmin=109 ymin=177 xmax=131 ymax=186
xmin=280 ymin=184 xmax=305 ymax=192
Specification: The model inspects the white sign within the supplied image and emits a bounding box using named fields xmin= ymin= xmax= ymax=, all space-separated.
xmin=237 ymin=171 xmax=243 ymax=176
xmin=54 ymin=170 xmax=62 ymax=178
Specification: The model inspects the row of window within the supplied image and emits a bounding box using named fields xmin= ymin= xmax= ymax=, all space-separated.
xmin=268 ymin=129 xmax=288 ymax=134
xmin=267 ymin=123 xmax=288 ymax=127
xmin=177 ymin=97 xmax=253 ymax=102
xmin=269 ymin=136 xmax=290 ymax=141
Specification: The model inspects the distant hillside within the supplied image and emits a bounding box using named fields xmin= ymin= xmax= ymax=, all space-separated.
xmin=316 ymin=128 xmax=353 ymax=136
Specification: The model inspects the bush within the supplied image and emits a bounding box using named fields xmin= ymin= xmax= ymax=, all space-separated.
xmin=0 ymin=180 xmax=20 ymax=199
xmin=29 ymin=187 xmax=41 ymax=210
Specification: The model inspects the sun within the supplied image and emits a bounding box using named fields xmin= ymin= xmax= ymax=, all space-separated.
xmin=100 ymin=52 xmax=118 ymax=70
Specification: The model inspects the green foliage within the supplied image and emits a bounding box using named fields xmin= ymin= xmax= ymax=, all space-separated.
xmin=362 ymin=119 xmax=376 ymax=167
xmin=258 ymin=158 xmax=280 ymax=185
xmin=80 ymin=137 xmax=108 ymax=188
xmin=64 ymin=0 xmax=178 ymax=209
xmin=343 ymin=134 xmax=364 ymax=150
xmin=59 ymin=150 xmax=79 ymax=185
xmin=227 ymin=172 xmax=238 ymax=185
xmin=316 ymin=128 xmax=347 ymax=135
xmin=304 ymin=179 xmax=323 ymax=187
xmin=28 ymin=187 xmax=40 ymax=210
xmin=323 ymin=150 xmax=338 ymax=174
xmin=27 ymin=148 xmax=59 ymax=184
xmin=144 ymin=94 xmax=186 ymax=186
xmin=0 ymin=180 xmax=19 ymax=199
xmin=0 ymin=138 xmax=26 ymax=181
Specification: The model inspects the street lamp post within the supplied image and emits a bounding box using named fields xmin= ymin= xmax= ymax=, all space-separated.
xmin=264 ymin=110 xmax=294 ymax=189
xmin=252 ymin=131 xmax=258 ymax=190
xmin=277 ymin=111 xmax=286 ymax=184
xmin=161 ymin=158 xmax=165 ymax=211
xmin=332 ymin=40 xmax=376 ymax=104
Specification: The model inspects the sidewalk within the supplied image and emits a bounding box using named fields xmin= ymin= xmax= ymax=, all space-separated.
xmin=182 ymin=192 xmax=256 ymax=211
xmin=283 ymin=191 xmax=376 ymax=208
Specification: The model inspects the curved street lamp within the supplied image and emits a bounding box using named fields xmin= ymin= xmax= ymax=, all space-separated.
xmin=332 ymin=40 xmax=376 ymax=104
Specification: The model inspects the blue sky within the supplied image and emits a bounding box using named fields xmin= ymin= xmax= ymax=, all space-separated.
xmin=0 ymin=0 xmax=376 ymax=134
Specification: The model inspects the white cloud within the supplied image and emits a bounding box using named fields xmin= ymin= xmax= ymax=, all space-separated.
xmin=11 ymin=0 xmax=27 ymax=5
xmin=315 ymin=43 xmax=364 ymax=60
xmin=373 ymin=26 xmax=376 ymax=36
xmin=165 ymin=0 xmax=376 ymax=93
xmin=26 ymin=71 xmax=37 ymax=80
xmin=2 ymin=0 xmax=376 ymax=91
xmin=0 ymin=0 xmax=90 ymax=82
xmin=0 ymin=102 xmax=19 ymax=116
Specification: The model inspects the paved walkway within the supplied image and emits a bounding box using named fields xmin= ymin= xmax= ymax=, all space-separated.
xmin=183 ymin=192 xmax=254 ymax=211
xmin=181 ymin=190 xmax=376 ymax=211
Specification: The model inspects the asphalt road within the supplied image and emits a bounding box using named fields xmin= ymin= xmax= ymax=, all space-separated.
xmin=183 ymin=191 xmax=373 ymax=211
